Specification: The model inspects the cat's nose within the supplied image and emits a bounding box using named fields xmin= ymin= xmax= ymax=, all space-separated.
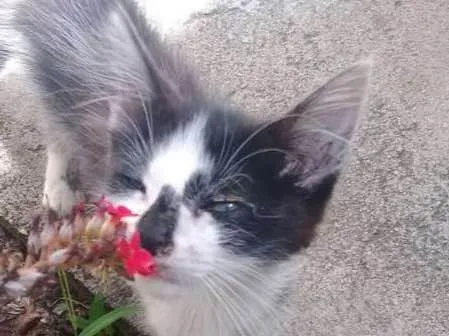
xmin=137 ymin=185 xmax=180 ymax=255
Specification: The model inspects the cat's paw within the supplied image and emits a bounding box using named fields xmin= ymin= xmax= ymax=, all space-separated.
xmin=43 ymin=146 xmax=79 ymax=215
xmin=42 ymin=177 xmax=77 ymax=215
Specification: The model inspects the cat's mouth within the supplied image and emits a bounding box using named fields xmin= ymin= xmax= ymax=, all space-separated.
xmin=154 ymin=267 xmax=181 ymax=285
xmin=150 ymin=262 xmax=187 ymax=286
xmin=149 ymin=259 xmax=205 ymax=289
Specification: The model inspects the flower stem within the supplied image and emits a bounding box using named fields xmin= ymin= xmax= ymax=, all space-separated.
xmin=58 ymin=268 xmax=78 ymax=335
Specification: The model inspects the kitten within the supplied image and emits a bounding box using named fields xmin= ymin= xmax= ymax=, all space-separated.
xmin=2 ymin=0 xmax=370 ymax=335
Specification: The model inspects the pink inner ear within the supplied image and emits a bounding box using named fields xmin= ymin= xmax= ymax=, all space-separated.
xmin=276 ymin=62 xmax=371 ymax=189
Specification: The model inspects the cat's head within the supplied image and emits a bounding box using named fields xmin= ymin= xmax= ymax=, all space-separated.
xmin=106 ymin=62 xmax=370 ymax=296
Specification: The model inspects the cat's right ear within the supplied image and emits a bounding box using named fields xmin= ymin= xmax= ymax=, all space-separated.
xmin=271 ymin=61 xmax=371 ymax=191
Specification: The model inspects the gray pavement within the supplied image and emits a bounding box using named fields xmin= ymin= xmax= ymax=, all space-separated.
xmin=1 ymin=0 xmax=448 ymax=335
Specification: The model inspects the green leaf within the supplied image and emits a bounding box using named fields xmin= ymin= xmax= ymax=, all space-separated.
xmin=57 ymin=268 xmax=78 ymax=334
xmin=88 ymin=295 xmax=107 ymax=320
xmin=76 ymin=317 xmax=89 ymax=330
xmin=78 ymin=305 xmax=137 ymax=336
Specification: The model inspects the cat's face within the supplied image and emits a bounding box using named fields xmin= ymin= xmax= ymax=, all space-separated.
xmin=107 ymin=110 xmax=301 ymax=293
xmin=105 ymin=64 xmax=370 ymax=295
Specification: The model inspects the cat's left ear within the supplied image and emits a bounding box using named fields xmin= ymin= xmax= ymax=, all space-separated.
xmin=272 ymin=61 xmax=371 ymax=190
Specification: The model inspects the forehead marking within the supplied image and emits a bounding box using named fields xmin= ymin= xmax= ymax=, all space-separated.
xmin=144 ymin=116 xmax=211 ymax=198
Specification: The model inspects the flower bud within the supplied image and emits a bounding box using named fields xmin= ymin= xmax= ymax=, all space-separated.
xmin=99 ymin=215 xmax=117 ymax=241
xmin=27 ymin=231 xmax=41 ymax=260
xmin=48 ymin=248 xmax=71 ymax=266
xmin=59 ymin=219 xmax=74 ymax=244
xmin=40 ymin=221 xmax=57 ymax=248
xmin=17 ymin=267 xmax=44 ymax=288
xmin=73 ymin=211 xmax=86 ymax=237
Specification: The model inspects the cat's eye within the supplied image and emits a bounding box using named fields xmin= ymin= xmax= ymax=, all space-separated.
xmin=116 ymin=173 xmax=146 ymax=193
xmin=209 ymin=201 xmax=241 ymax=213
xmin=206 ymin=195 xmax=252 ymax=214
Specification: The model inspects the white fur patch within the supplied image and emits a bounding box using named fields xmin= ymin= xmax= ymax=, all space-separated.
xmin=42 ymin=146 xmax=77 ymax=215
xmin=145 ymin=115 xmax=212 ymax=197
xmin=170 ymin=205 xmax=221 ymax=276
xmin=0 ymin=57 xmax=24 ymax=79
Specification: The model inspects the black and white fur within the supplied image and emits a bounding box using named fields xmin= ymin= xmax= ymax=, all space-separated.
xmin=1 ymin=1 xmax=371 ymax=335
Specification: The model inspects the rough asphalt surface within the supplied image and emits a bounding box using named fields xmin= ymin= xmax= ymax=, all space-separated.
xmin=1 ymin=0 xmax=448 ymax=335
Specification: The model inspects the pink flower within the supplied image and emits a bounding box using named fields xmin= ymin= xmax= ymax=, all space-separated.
xmin=71 ymin=201 xmax=85 ymax=216
xmin=95 ymin=196 xmax=137 ymax=223
xmin=87 ymin=197 xmax=113 ymax=235
xmin=115 ymin=231 xmax=156 ymax=277
xmin=106 ymin=205 xmax=137 ymax=224
xmin=95 ymin=196 xmax=111 ymax=216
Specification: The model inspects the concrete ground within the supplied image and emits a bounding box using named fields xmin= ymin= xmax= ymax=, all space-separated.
xmin=1 ymin=0 xmax=448 ymax=335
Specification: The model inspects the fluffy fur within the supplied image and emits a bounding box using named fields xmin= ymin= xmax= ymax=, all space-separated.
xmin=0 ymin=1 xmax=371 ymax=335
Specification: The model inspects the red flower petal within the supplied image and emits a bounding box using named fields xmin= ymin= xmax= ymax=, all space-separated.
xmin=124 ymin=258 xmax=138 ymax=276
xmin=129 ymin=231 xmax=141 ymax=249
xmin=71 ymin=202 xmax=85 ymax=216
xmin=105 ymin=203 xmax=137 ymax=223
xmin=115 ymin=231 xmax=156 ymax=277
xmin=115 ymin=238 xmax=131 ymax=259
xmin=116 ymin=206 xmax=136 ymax=217
xmin=95 ymin=196 xmax=111 ymax=208
xmin=106 ymin=205 xmax=116 ymax=214
xmin=133 ymin=249 xmax=156 ymax=276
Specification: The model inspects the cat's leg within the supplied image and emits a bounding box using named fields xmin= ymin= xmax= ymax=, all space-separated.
xmin=42 ymin=143 xmax=77 ymax=215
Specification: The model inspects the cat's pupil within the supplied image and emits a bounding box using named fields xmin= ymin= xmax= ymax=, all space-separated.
xmin=211 ymin=202 xmax=238 ymax=213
